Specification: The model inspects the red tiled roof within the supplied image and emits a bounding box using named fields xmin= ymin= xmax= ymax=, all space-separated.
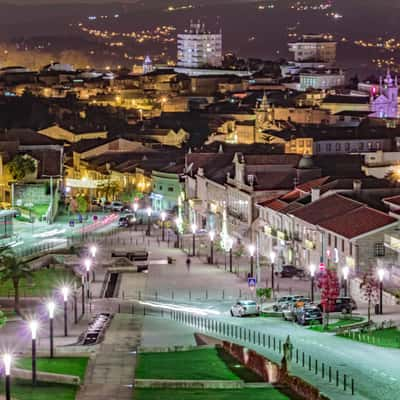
xmin=259 ymin=199 xmax=289 ymax=211
xmin=295 ymin=176 xmax=331 ymax=193
xmin=289 ymin=194 xmax=362 ymax=225
xmin=383 ymin=195 xmax=400 ymax=206
xmin=319 ymin=206 xmax=397 ymax=239
xmin=243 ymin=154 xmax=302 ymax=166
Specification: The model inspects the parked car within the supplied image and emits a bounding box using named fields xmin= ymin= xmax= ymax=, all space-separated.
xmin=118 ymin=214 xmax=135 ymax=228
xmin=272 ymin=295 xmax=306 ymax=312
xmin=230 ymin=300 xmax=259 ymax=317
xmin=110 ymin=201 xmax=124 ymax=212
xmin=296 ymin=305 xmax=323 ymax=325
xmin=281 ymin=298 xmax=312 ymax=321
xmin=280 ymin=265 xmax=305 ymax=278
xmin=318 ymin=297 xmax=357 ymax=314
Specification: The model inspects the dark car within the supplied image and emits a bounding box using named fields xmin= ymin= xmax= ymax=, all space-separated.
xmin=296 ymin=305 xmax=323 ymax=325
xmin=280 ymin=265 xmax=305 ymax=278
xmin=318 ymin=297 xmax=357 ymax=314
xmin=118 ymin=214 xmax=135 ymax=228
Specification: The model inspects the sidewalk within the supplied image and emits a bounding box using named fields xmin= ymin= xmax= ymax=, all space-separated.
xmin=77 ymin=314 xmax=142 ymax=400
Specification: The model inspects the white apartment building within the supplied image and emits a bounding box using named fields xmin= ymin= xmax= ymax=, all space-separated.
xmin=288 ymin=34 xmax=337 ymax=64
xmin=177 ymin=21 xmax=222 ymax=69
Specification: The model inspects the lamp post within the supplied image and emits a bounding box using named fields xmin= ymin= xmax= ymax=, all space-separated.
xmin=133 ymin=202 xmax=139 ymax=231
xmin=161 ymin=211 xmax=167 ymax=242
xmin=29 ymin=320 xmax=38 ymax=385
xmin=47 ymin=301 xmax=55 ymax=358
xmin=309 ymin=264 xmax=316 ymax=302
xmin=270 ymin=251 xmax=276 ymax=294
xmin=89 ymin=245 xmax=97 ymax=259
xmin=84 ymin=258 xmax=92 ymax=300
xmin=146 ymin=207 xmax=152 ymax=236
xmin=209 ymin=230 xmax=215 ymax=264
xmin=73 ymin=285 xmax=78 ymax=324
xmin=378 ymin=268 xmax=385 ymax=315
xmin=81 ymin=275 xmax=85 ymax=316
xmin=342 ymin=266 xmax=350 ymax=297
xmin=248 ymin=244 xmax=255 ymax=277
xmin=3 ymin=353 xmax=11 ymax=400
xmin=191 ymin=224 xmax=197 ymax=257
xmin=62 ymin=286 xmax=70 ymax=337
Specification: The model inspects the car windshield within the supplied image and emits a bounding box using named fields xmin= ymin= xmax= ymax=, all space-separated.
xmin=241 ymin=301 xmax=256 ymax=306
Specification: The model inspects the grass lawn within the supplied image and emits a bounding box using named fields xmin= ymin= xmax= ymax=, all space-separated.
xmin=0 ymin=379 xmax=77 ymax=400
xmin=309 ymin=317 xmax=363 ymax=333
xmin=135 ymin=349 xmax=240 ymax=381
xmin=338 ymin=327 xmax=400 ymax=348
xmin=20 ymin=204 xmax=49 ymax=218
xmin=135 ymin=388 xmax=291 ymax=400
xmin=17 ymin=357 xmax=89 ymax=380
xmin=0 ymin=268 xmax=79 ymax=297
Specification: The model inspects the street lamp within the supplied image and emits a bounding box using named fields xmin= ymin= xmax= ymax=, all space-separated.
xmin=61 ymin=286 xmax=70 ymax=337
xmin=146 ymin=207 xmax=152 ymax=236
xmin=29 ymin=320 xmax=39 ymax=385
xmin=81 ymin=275 xmax=85 ymax=316
xmin=342 ymin=266 xmax=350 ymax=297
xmin=309 ymin=264 xmax=316 ymax=302
xmin=89 ymin=245 xmax=97 ymax=258
xmin=47 ymin=301 xmax=55 ymax=358
xmin=191 ymin=223 xmax=197 ymax=257
xmin=248 ymin=244 xmax=256 ymax=277
xmin=161 ymin=211 xmax=167 ymax=242
xmin=270 ymin=251 xmax=276 ymax=294
xmin=378 ymin=267 xmax=385 ymax=315
xmin=209 ymin=230 xmax=215 ymax=264
xmin=85 ymin=257 xmax=94 ymax=286
xmin=3 ymin=353 xmax=11 ymax=400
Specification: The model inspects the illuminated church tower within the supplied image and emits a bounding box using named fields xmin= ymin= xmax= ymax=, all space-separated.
xmin=371 ymin=70 xmax=399 ymax=118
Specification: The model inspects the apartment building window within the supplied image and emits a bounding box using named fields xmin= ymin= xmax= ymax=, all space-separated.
xmin=168 ymin=187 xmax=174 ymax=192
xmin=326 ymin=143 xmax=332 ymax=152
xmin=334 ymin=236 xmax=337 ymax=248
xmin=341 ymin=239 xmax=345 ymax=252
xmin=374 ymin=242 xmax=385 ymax=257
xmin=336 ymin=143 xmax=341 ymax=152
xmin=328 ymin=233 xmax=331 ymax=246
xmin=359 ymin=142 xmax=364 ymax=151
xmin=349 ymin=243 xmax=353 ymax=256
xmin=345 ymin=143 xmax=350 ymax=151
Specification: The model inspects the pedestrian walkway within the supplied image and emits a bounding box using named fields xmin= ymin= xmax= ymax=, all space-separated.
xmin=77 ymin=314 xmax=142 ymax=400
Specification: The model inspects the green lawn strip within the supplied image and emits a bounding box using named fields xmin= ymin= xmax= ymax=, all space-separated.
xmin=260 ymin=312 xmax=282 ymax=318
xmin=0 ymin=379 xmax=77 ymax=400
xmin=337 ymin=327 xmax=400 ymax=348
xmin=136 ymin=349 xmax=240 ymax=381
xmin=16 ymin=357 xmax=89 ymax=381
xmin=0 ymin=268 xmax=79 ymax=297
xmin=135 ymin=388 xmax=290 ymax=400
xmin=309 ymin=317 xmax=363 ymax=332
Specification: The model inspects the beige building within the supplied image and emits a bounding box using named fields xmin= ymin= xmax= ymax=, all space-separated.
xmin=39 ymin=125 xmax=108 ymax=143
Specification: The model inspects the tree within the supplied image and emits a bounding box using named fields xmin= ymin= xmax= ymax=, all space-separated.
xmin=360 ymin=268 xmax=379 ymax=324
xmin=77 ymin=196 xmax=88 ymax=215
xmin=317 ymin=266 xmax=340 ymax=328
xmin=256 ymin=287 xmax=272 ymax=303
xmin=7 ymin=155 xmax=36 ymax=181
xmin=0 ymin=250 xmax=33 ymax=315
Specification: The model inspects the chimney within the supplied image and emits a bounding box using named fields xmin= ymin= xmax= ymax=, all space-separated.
xmin=353 ymin=179 xmax=362 ymax=194
xmin=311 ymin=188 xmax=320 ymax=202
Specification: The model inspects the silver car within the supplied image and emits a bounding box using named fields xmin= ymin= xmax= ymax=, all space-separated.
xmin=230 ymin=300 xmax=259 ymax=317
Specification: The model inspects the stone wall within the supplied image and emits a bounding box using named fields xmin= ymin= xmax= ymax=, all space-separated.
xmin=14 ymin=183 xmax=50 ymax=207
xmin=350 ymin=277 xmax=398 ymax=306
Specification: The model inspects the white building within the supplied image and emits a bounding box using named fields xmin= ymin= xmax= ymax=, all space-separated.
xmin=288 ymin=34 xmax=337 ymax=64
xmin=299 ymin=69 xmax=345 ymax=91
xmin=177 ymin=21 xmax=222 ymax=69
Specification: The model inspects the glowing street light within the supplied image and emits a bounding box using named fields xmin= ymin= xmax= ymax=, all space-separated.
xmin=161 ymin=211 xmax=167 ymax=241
xmin=209 ymin=230 xmax=215 ymax=264
xmin=29 ymin=320 xmax=39 ymax=385
xmin=84 ymin=258 xmax=94 ymax=284
xmin=342 ymin=266 xmax=350 ymax=297
xmin=378 ymin=267 xmax=385 ymax=315
xmin=47 ymin=301 xmax=55 ymax=358
xmin=89 ymin=245 xmax=97 ymax=258
xmin=191 ymin=223 xmax=197 ymax=257
xmin=248 ymin=244 xmax=256 ymax=277
xmin=309 ymin=264 xmax=316 ymax=302
xmin=61 ymin=286 xmax=70 ymax=337
xmin=3 ymin=353 xmax=12 ymax=400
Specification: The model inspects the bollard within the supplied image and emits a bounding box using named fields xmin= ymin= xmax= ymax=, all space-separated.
xmin=138 ymin=290 xmax=141 ymax=300
xmin=258 ymin=332 xmax=261 ymax=345
xmin=296 ymin=349 xmax=299 ymax=364
xmin=302 ymin=352 xmax=305 ymax=367
xmin=322 ymin=363 xmax=325 ymax=379
xmin=268 ymin=335 xmax=271 ymax=348
xmin=253 ymin=331 xmax=256 ymax=344
xmin=315 ymin=359 xmax=318 ymax=375
xmin=131 ymin=304 xmax=134 ymax=314
xmin=143 ymin=306 xmax=146 ymax=316
xmin=329 ymin=366 xmax=332 ymax=382
xmin=155 ymin=291 xmax=158 ymax=301
xmin=336 ymin=370 xmax=339 ymax=387
xmin=118 ymin=304 xmax=121 ymax=313
xmin=239 ymin=288 xmax=242 ymax=298
xmin=279 ymin=340 xmax=282 ymax=353
xmin=263 ymin=334 xmax=266 ymax=347
xmin=222 ymin=289 xmax=225 ymax=300
xmin=172 ymin=291 xmax=174 ymax=300
xmin=189 ymin=290 xmax=191 ymax=300
xmin=308 ymin=356 xmax=311 ymax=371
xmin=344 ymin=374 xmax=347 ymax=391
xmin=206 ymin=289 xmax=208 ymax=300
xmin=273 ymin=337 xmax=276 ymax=351
xmin=351 ymin=378 xmax=354 ymax=395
